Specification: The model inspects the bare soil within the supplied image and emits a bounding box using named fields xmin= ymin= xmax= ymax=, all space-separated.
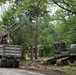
xmin=20 ymin=60 xmax=67 ymax=75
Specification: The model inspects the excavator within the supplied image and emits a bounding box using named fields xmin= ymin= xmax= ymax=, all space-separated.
xmin=44 ymin=29 xmax=76 ymax=66
xmin=0 ymin=16 xmax=36 ymax=68
xmin=1 ymin=15 xmax=76 ymax=66
xmin=8 ymin=15 xmax=76 ymax=66
xmin=0 ymin=16 xmax=31 ymax=68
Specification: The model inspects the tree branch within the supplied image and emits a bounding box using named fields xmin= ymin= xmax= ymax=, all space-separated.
xmin=52 ymin=0 xmax=76 ymax=14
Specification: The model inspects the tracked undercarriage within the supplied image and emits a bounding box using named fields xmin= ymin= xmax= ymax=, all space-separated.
xmin=45 ymin=54 xmax=76 ymax=66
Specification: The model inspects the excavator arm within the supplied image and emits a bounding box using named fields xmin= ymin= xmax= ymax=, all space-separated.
xmin=8 ymin=16 xmax=59 ymax=42
xmin=7 ymin=16 xmax=69 ymax=56
xmin=8 ymin=16 xmax=35 ymax=33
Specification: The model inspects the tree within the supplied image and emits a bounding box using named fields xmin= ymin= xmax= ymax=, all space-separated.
xmin=50 ymin=5 xmax=76 ymax=44
xmin=1 ymin=0 xmax=51 ymax=60
xmin=52 ymin=0 xmax=76 ymax=14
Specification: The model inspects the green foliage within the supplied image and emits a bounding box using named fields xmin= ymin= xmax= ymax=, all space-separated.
xmin=0 ymin=0 xmax=7 ymax=4
xmin=38 ymin=45 xmax=52 ymax=57
xmin=52 ymin=0 xmax=76 ymax=14
xmin=2 ymin=9 xmax=14 ymax=26
xmin=62 ymin=66 xmax=76 ymax=75
xmin=0 ymin=26 xmax=1 ymax=29
xmin=52 ymin=8 xmax=76 ymax=44
xmin=2 ymin=0 xmax=76 ymax=58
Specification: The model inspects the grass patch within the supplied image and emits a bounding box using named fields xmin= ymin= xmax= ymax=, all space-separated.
xmin=63 ymin=66 xmax=76 ymax=75
xmin=52 ymin=66 xmax=76 ymax=75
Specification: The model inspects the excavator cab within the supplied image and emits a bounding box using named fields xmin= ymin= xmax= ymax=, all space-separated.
xmin=53 ymin=42 xmax=69 ymax=57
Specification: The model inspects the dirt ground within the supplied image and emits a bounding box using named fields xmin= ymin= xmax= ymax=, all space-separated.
xmin=0 ymin=68 xmax=45 ymax=75
xmin=20 ymin=60 xmax=67 ymax=75
xmin=27 ymin=65 xmax=66 ymax=75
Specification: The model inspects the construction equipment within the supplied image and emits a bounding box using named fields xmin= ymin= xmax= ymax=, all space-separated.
xmin=0 ymin=16 xmax=35 ymax=68
xmin=1 ymin=15 xmax=76 ymax=66
xmin=45 ymin=32 xmax=76 ymax=66
xmin=0 ymin=28 xmax=22 ymax=68
xmin=12 ymin=15 xmax=76 ymax=66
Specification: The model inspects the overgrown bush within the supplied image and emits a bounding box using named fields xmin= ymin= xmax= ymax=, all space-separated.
xmin=38 ymin=45 xmax=52 ymax=57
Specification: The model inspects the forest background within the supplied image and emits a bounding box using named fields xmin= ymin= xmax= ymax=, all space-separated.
xmin=0 ymin=0 xmax=76 ymax=60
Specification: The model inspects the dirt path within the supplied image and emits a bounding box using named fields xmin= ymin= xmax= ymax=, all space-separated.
xmin=0 ymin=68 xmax=45 ymax=75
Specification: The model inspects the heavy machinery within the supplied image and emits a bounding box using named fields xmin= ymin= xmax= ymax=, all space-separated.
xmin=0 ymin=28 xmax=22 ymax=68
xmin=45 ymin=30 xmax=76 ymax=66
xmin=1 ymin=15 xmax=76 ymax=67
xmin=9 ymin=15 xmax=76 ymax=66
xmin=0 ymin=16 xmax=35 ymax=68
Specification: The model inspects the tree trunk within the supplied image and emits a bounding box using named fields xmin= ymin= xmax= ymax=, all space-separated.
xmin=34 ymin=28 xmax=38 ymax=59
xmin=29 ymin=26 xmax=33 ymax=60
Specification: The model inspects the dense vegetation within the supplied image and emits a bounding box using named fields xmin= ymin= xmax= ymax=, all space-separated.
xmin=0 ymin=0 xmax=76 ymax=60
